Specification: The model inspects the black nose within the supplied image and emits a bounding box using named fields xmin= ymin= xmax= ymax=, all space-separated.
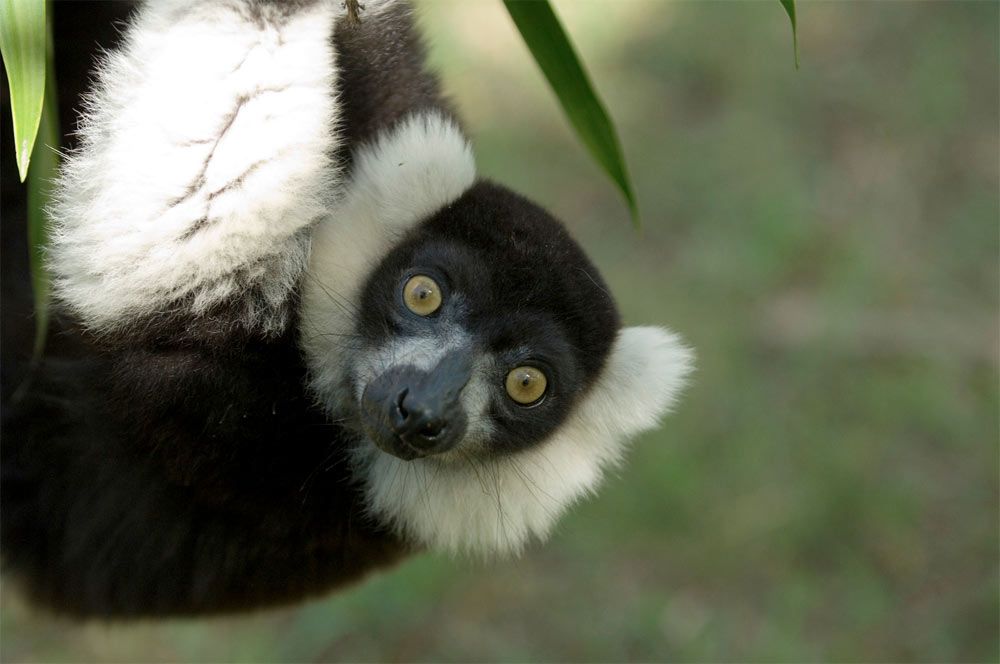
xmin=390 ymin=388 xmax=451 ymax=450
xmin=360 ymin=348 xmax=473 ymax=460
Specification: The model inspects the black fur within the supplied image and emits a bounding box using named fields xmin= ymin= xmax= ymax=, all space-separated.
xmin=1 ymin=0 xmax=619 ymax=617
xmin=333 ymin=1 xmax=460 ymax=166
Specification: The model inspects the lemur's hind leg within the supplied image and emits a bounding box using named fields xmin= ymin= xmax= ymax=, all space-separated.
xmin=49 ymin=0 xmax=340 ymax=341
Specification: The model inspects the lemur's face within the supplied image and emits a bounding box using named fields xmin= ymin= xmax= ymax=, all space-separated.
xmin=350 ymin=182 xmax=618 ymax=463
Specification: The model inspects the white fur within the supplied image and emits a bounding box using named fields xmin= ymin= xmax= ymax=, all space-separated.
xmin=300 ymin=111 xmax=476 ymax=403
xmin=355 ymin=326 xmax=694 ymax=557
xmin=48 ymin=0 xmax=395 ymax=333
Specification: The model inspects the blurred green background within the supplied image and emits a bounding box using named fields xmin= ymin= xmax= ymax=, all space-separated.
xmin=2 ymin=1 xmax=997 ymax=661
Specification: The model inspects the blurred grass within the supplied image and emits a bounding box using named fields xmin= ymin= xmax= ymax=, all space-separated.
xmin=2 ymin=1 xmax=997 ymax=662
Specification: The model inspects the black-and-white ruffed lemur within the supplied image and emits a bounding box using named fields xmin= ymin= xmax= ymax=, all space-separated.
xmin=0 ymin=0 xmax=693 ymax=617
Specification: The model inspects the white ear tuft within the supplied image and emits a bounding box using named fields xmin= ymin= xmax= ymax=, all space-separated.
xmin=350 ymin=112 xmax=475 ymax=231
xmin=581 ymin=326 xmax=696 ymax=443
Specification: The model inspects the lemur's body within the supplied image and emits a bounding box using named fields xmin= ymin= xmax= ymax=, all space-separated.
xmin=1 ymin=1 xmax=692 ymax=618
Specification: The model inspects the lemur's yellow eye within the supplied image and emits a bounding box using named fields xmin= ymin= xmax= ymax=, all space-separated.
xmin=505 ymin=366 xmax=547 ymax=405
xmin=403 ymin=275 xmax=442 ymax=316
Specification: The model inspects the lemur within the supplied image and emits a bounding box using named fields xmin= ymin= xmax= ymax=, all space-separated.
xmin=0 ymin=0 xmax=692 ymax=617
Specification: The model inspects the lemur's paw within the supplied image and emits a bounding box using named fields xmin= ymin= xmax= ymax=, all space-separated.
xmin=50 ymin=0 xmax=340 ymax=335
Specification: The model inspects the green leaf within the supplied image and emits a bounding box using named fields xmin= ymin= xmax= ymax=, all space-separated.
xmin=0 ymin=0 xmax=47 ymax=182
xmin=25 ymin=20 xmax=56 ymax=359
xmin=504 ymin=0 xmax=639 ymax=226
xmin=779 ymin=0 xmax=799 ymax=69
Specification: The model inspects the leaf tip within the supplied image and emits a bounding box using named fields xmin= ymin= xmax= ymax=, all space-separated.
xmin=627 ymin=200 xmax=641 ymax=231
xmin=17 ymin=138 xmax=32 ymax=182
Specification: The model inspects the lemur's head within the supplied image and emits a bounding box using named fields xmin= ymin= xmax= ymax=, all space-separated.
xmin=301 ymin=113 xmax=692 ymax=556
xmin=354 ymin=179 xmax=619 ymax=462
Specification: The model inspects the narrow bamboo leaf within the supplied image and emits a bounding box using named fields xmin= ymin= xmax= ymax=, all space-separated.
xmin=0 ymin=0 xmax=47 ymax=182
xmin=504 ymin=0 xmax=639 ymax=226
xmin=25 ymin=14 xmax=57 ymax=358
xmin=779 ymin=0 xmax=799 ymax=69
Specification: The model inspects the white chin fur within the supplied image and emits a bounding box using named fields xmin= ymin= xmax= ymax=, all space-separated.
xmin=48 ymin=0 xmax=396 ymax=334
xmin=356 ymin=326 xmax=694 ymax=557
xmin=299 ymin=111 xmax=476 ymax=405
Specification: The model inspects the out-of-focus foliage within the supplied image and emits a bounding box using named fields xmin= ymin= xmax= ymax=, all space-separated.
xmin=0 ymin=0 xmax=46 ymax=182
xmin=2 ymin=1 xmax=997 ymax=662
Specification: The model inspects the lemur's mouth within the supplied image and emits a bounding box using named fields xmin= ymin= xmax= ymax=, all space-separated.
xmin=359 ymin=348 xmax=473 ymax=460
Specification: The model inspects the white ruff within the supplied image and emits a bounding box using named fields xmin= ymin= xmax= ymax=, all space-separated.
xmin=49 ymin=0 xmax=348 ymax=333
xmin=356 ymin=326 xmax=694 ymax=557
xmin=299 ymin=111 xmax=476 ymax=406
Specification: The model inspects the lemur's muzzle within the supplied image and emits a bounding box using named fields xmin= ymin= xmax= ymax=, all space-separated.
xmin=361 ymin=348 xmax=473 ymax=460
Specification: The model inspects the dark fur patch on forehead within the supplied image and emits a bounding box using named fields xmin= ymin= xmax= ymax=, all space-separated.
xmin=420 ymin=180 xmax=620 ymax=385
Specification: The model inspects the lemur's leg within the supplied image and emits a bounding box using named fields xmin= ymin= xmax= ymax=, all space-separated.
xmin=48 ymin=0 xmax=340 ymax=341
